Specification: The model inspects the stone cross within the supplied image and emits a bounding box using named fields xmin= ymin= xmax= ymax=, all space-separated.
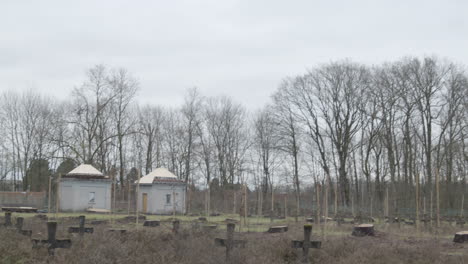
xmin=32 ymin=221 xmax=72 ymax=256
xmin=215 ymin=223 xmax=247 ymax=261
xmin=3 ymin=212 xmax=12 ymax=227
xmin=291 ymin=225 xmax=321 ymax=264
xmin=16 ymin=217 xmax=32 ymax=236
xmin=68 ymin=216 xmax=93 ymax=236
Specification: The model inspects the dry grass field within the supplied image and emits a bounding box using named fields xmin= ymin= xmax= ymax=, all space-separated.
xmin=0 ymin=213 xmax=467 ymax=264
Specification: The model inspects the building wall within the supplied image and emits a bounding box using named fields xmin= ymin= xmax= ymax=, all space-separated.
xmin=59 ymin=179 xmax=111 ymax=212
xmin=0 ymin=192 xmax=46 ymax=208
xmin=137 ymin=184 xmax=186 ymax=214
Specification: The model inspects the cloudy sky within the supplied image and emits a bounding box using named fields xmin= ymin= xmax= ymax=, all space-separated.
xmin=1 ymin=0 xmax=467 ymax=109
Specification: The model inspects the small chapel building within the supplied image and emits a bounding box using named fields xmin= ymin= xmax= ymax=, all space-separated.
xmin=136 ymin=168 xmax=186 ymax=214
xmin=59 ymin=164 xmax=112 ymax=212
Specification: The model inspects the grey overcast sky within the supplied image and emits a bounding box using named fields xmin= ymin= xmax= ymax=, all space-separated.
xmin=1 ymin=0 xmax=467 ymax=109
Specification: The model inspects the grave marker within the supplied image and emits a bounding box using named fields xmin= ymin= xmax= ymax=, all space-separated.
xmin=267 ymin=225 xmax=288 ymax=233
xmin=291 ymin=224 xmax=321 ymax=264
xmin=215 ymin=223 xmax=246 ymax=261
xmin=352 ymin=224 xmax=375 ymax=236
xmin=3 ymin=212 xmax=12 ymax=227
xmin=16 ymin=217 xmax=32 ymax=236
xmin=172 ymin=220 xmax=180 ymax=234
xmin=68 ymin=216 xmax=93 ymax=236
xmin=32 ymin=222 xmax=71 ymax=256
xmin=453 ymin=231 xmax=468 ymax=243
xmin=108 ymin=228 xmax=127 ymax=234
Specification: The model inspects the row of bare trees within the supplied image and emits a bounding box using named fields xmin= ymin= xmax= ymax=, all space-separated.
xmin=273 ymin=57 xmax=468 ymax=217
xmin=0 ymin=57 xmax=467 ymax=217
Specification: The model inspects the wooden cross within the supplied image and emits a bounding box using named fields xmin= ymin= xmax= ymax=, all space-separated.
xmin=32 ymin=221 xmax=72 ymax=256
xmin=3 ymin=212 xmax=12 ymax=227
xmin=214 ymin=223 xmax=247 ymax=261
xmin=68 ymin=215 xmax=93 ymax=236
xmin=16 ymin=217 xmax=32 ymax=236
xmin=291 ymin=225 xmax=321 ymax=264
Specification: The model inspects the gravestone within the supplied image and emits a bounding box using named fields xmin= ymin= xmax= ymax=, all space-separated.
xmin=32 ymin=222 xmax=72 ymax=256
xmin=291 ymin=225 xmax=321 ymax=264
xmin=267 ymin=226 xmax=288 ymax=233
xmin=3 ymin=212 xmax=12 ymax=227
xmin=352 ymin=224 xmax=375 ymax=237
xmin=108 ymin=228 xmax=127 ymax=234
xmin=172 ymin=220 xmax=180 ymax=234
xmin=68 ymin=216 xmax=93 ymax=236
xmin=16 ymin=217 xmax=32 ymax=236
xmin=453 ymin=231 xmax=468 ymax=243
xmin=215 ymin=223 xmax=246 ymax=261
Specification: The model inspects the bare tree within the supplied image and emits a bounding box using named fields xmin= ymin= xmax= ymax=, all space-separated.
xmin=272 ymin=88 xmax=303 ymax=220
xmin=68 ymin=65 xmax=118 ymax=170
xmin=109 ymin=67 xmax=139 ymax=187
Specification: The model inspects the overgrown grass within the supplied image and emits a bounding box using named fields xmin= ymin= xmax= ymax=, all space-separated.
xmin=1 ymin=214 xmax=467 ymax=263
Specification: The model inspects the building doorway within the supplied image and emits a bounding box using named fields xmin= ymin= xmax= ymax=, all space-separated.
xmin=142 ymin=193 xmax=148 ymax=213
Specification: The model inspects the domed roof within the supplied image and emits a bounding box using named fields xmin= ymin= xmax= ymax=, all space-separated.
xmin=137 ymin=168 xmax=179 ymax=184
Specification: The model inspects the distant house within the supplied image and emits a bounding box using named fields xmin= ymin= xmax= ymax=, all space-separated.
xmin=136 ymin=168 xmax=186 ymax=214
xmin=59 ymin=164 xmax=111 ymax=212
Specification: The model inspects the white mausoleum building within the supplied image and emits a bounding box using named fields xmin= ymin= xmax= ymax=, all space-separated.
xmin=136 ymin=168 xmax=186 ymax=214
xmin=59 ymin=164 xmax=112 ymax=212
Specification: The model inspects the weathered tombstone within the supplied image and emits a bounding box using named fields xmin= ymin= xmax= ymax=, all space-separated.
xmin=16 ymin=217 xmax=32 ymax=236
xmin=352 ymin=224 xmax=375 ymax=237
xmin=32 ymin=222 xmax=72 ymax=256
xmin=267 ymin=226 xmax=288 ymax=233
xmin=215 ymin=223 xmax=246 ymax=261
xmin=3 ymin=212 xmax=12 ymax=227
xmin=291 ymin=224 xmax=322 ymax=264
xmin=108 ymin=228 xmax=127 ymax=234
xmin=68 ymin=216 xmax=93 ymax=236
xmin=453 ymin=231 xmax=468 ymax=243
xmin=143 ymin=220 xmax=160 ymax=227
xmin=173 ymin=220 xmax=180 ymax=234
